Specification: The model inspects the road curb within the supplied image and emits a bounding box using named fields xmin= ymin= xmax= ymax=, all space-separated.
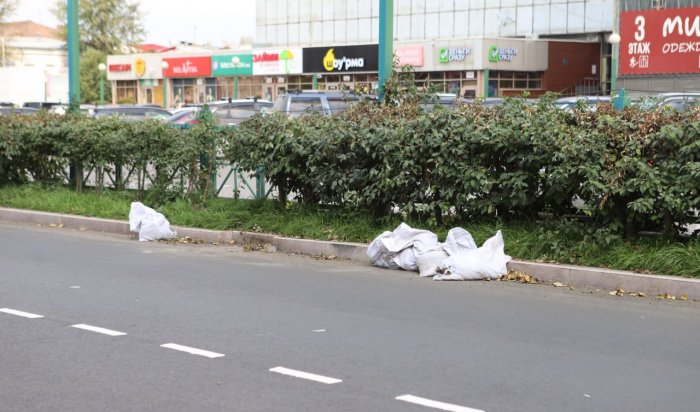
xmin=1 ymin=207 xmax=698 ymax=299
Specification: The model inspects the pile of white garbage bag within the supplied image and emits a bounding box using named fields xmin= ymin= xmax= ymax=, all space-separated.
xmin=128 ymin=202 xmax=177 ymax=242
xmin=367 ymin=223 xmax=511 ymax=280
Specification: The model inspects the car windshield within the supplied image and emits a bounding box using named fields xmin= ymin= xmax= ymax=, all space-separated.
xmin=209 ymin=102 xmax=272 ymax=124
xmin=327 ymin=96 xmax=360 ymax=114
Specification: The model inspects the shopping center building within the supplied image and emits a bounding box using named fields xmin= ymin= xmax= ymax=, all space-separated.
xmin=105 ymin=0 xmax=700 ymax=107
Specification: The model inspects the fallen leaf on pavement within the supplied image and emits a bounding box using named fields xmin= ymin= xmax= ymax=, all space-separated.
xmin=553 ymin=282 xmax=564 ymax=287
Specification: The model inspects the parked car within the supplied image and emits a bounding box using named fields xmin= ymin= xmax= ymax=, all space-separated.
xmin=0 ymin=102 xmax=15 ymax=108
xmin=272 ymin=91 xmax=368 ymax=117
xmin=165 ymin=107 xmax=201 ymax=125
xmin=555 ymin=95 xmax=611 ymax=111
xmin=92 ymin=105 xmax=172 ymax=121
xmin=0 ymin=107 xmax=39 ymax=116
xmin=22 ymin=102 xmax=63 ymax=110
xmin=640 ymin=92 xmax=700 ymax=111
xmin=207 ymin=98 xmax=273 ymax=125
xmin=49 ymin=104 xmax=97 ymax=116
xmin=419 ymin=93 xmax=459 ymax=111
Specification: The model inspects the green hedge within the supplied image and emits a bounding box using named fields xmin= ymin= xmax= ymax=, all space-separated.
xmin=1 ymin=97 xmax=699 ymax=239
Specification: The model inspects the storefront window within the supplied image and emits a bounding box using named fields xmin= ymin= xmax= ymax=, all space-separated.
xmin=488 ymin=71 xmax=543 ymax=96
xmin=216 ymin=78 xmax=233 ymax=100
xmin=172 ymin=79 xmax=193 ymax=106
xmin=205 ymin=78 xmax=217 ymax=103
xmin=115 ymin=80 xmax=137 ymax=104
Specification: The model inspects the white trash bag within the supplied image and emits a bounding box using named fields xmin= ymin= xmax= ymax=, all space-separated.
xmin=433 ymin=230 xmax=511 ymax=281
xmin=128 ymin=202 xmax=177 ymax=242
xmin=415 ymin=227 xmax=477 ymax=278
xmin=367 ymin=222 xmax=439 ymax=271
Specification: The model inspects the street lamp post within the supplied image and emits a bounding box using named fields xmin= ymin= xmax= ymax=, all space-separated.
xmin=378 ymin=0 xmax=394 ymax=104
xmin=97 ymin=63 xmax=106 ymax=106
xmin=231 ymin=56 xmax=240 ymax=100
xmin=161 ymin=61 xmax=169 ymax=109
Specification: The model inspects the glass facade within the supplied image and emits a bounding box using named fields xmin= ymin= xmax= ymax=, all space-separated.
xmin=115 ymin=80 xmax=137 ymax=104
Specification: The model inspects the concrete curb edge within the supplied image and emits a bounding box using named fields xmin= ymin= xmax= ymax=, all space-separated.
xmin=1 ymin=207 xmax=698 ymax=299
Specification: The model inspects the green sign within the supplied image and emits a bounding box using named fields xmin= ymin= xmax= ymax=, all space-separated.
xmin=212 ymin=54 xmax=253 ymax=76
xmin=438 ymin=47 xmax=471 ymax=63
xmin=488 ymin=46 xmax=518 ymax=62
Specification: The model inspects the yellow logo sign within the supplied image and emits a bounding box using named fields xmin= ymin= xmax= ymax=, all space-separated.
xmin=323 ymin=49 xmax=335 ymax=71
xmin=134 ymin=57 xmax=146 ymax=77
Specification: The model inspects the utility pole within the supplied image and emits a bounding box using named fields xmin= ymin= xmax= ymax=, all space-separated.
xmin=67 ymin=0 xmax=80 ymax=112
xmin=378 ymin=0 xmax=393 ymax=103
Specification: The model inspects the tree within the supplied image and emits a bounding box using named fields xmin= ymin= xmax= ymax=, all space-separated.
xmin=52 ymin=0 xmax=144 ymax=54
xmin=80 ymin=48 xmax=111 ymax=105
xmin=53 ymin=0 xmax=144 ymax=104
xmin=0 ymin=0 xmax=17 ymax=23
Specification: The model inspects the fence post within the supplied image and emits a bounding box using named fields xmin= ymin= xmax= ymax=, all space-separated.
xmin=115 ymin=162 xmax=122 ymax=190
xmin=255 ymin=166 xmax=265 ymax=199
xmin=199 ymin=152 xmax=217 ymax=193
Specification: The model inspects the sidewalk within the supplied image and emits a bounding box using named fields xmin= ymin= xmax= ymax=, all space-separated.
xmin=1 ymin=207 xmax=699 ymax=300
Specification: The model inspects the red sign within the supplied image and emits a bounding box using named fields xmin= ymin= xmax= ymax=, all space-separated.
xmin=619 ymin=7 xmax=700 ymax=75
xmin=108 ymin=64 xmax=131 ymax=72
xmin=163 ymin=56 xmax=211 ymax=77
xmin=394 ymin=47 xmax=424 ymax=67
xmin=253 ymin=52 xmax=279 ymax=62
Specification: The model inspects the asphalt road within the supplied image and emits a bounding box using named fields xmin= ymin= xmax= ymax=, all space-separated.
xmin=1 ymin=222 xmax=699 ymax=412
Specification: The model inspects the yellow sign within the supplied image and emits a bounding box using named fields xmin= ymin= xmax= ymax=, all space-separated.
xmin=323 ymin=49 xmax=335 ymax=72
xmin=134 ymin=57 xmax=146 ymax=77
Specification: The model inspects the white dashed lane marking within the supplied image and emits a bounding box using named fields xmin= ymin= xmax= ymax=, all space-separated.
xmin=160 ymin=343 xmax=225 ymax=358
xmin=0 ymin=308 xmax=44 ymax=319
xmin=395 ymin=394 xmax=485 ymax=412
xmin=269 ymin=366 xmax=342 ymax=384
xmin=71 ymin=324 xmax=127 ymax=336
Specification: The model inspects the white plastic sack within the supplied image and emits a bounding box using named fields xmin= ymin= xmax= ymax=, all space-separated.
xmin=414 ymin=227 xmax=476 ymax=277
xmin=367 ymin=223 xmax=439 ymax=271
xmin=128 ymin=202 xmax=177 ymax=242
xmin=442 ymin=227 xmax=477 ymax=255
xmin=415 ymin=249 xmax=449 ymax=278
xmin=433 ymin=230 xmax=511 ymax=281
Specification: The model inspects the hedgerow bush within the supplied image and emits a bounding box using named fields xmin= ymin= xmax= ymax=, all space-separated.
xmin=1 ymin=88 xmax=698 ymax=240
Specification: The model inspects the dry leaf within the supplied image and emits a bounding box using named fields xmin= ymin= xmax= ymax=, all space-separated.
xmin=657 ymin=293 xmax=675 ymax=300
xmin=679 ymin=295 xmax=688 ymax=301
xmin=553 ymin=282 xmax=565 ymax=287
xmin=58 ymin=224 xmax=64 ymax=228
xmin=49 ymin=224 xmax=57 ymax=227
xmin=638 ymin=292 xmax=646 ymax=297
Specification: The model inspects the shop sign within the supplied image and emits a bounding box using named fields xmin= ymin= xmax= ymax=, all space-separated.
xmin=212 ymin=54 xmax=253 ymax=76
xmin=163 ymin=56 xmax=212 ymax=77
xmin=395 ymin=47 xmax=424 ymax=67
xmin=488 ymin=46 xmax=518 ymax=62
xmin=620 ymin=7 xmax=700 ymax=75
xmin=252 ymin=48 xmax=303 ymax=75
xmin=109 ymin=64 xmax=131 ymax=72
xmin=134 ymin=57 xmax=146 ymax=77
xmin=438 ymin=47 xmax=471 ymax=63
xmin=303 ymin=44 xmax=378 ymax=73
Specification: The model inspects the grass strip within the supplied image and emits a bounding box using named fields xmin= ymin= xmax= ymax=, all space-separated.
xmin=0 ymin=184 xmax=697 ymax=278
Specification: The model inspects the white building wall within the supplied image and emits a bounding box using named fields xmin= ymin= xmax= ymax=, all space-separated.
xmin=255 ymin=0 xmax=614 ymax=47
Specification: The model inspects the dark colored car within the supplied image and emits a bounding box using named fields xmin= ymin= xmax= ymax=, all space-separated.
xmin=272 ymin=91 xmax=368 ymax=117
xmin=0 ymin=107 xmax=39 ymax=116
xmin=207 ymin=99 xmax=273 ymax=125
xmin=92 ymin=105 xmax=172 ymax=121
